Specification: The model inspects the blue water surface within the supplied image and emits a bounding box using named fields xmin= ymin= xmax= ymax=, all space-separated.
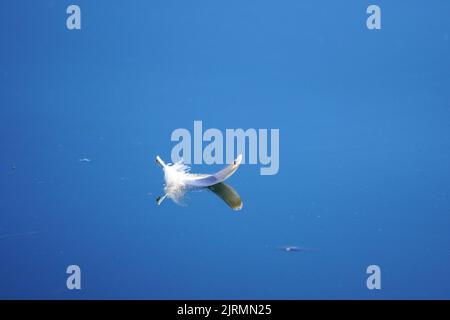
xmin=1 ymin=0 xmax=450 ymax=299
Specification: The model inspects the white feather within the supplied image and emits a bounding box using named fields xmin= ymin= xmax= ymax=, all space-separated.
xmin=156 ymin=155 xmax=242 ymax=204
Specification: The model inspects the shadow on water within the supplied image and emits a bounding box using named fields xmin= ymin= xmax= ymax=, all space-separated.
xmin=207 ymin=182 xmax=243 ymax=211
xmin=156 ymin=182 xmax=243 ymax=211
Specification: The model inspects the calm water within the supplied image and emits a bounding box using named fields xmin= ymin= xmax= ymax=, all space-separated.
xmin=1 ymin=1 xmax=450 ymax=299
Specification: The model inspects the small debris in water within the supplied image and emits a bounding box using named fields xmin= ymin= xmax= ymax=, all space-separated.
xmin=278 ymin=246 xmax=318 ymax=253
